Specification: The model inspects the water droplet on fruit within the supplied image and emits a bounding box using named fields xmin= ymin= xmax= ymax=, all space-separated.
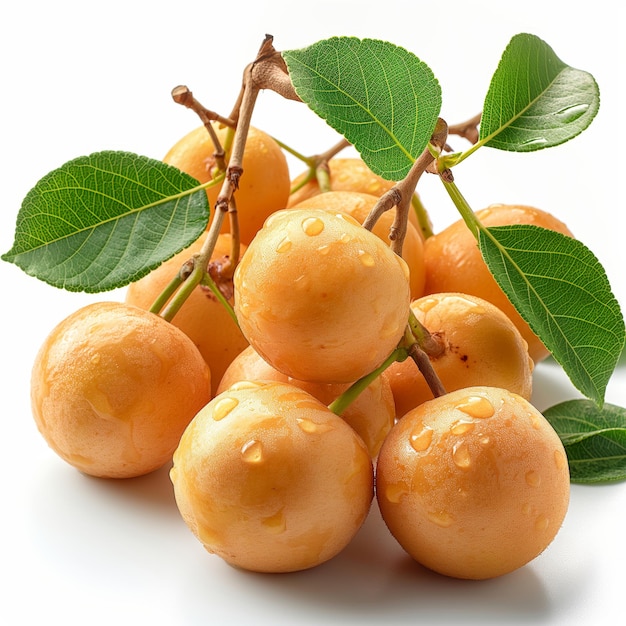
xmin=427 ymin=510 xmax=455 ymax=528
xmin=522 ymin=503 xmax=532 ymax=516
xmin=358 ymin=250 xmax=375 ymax=267
xmin=455 ymin=395 xmax=495 ymax=419
xmin=340 ymin=233 xmax=353 ymax=244
xmin=555 ymin=103 xmax=589 ymax=124
xmin=229 ymin=380 xmax=263 ymax=391
xmin=297 ymin=418 xmax=334 ymax=434
xmin=535 ymin=514 xmax=550 ymax=532
xmin=450 ymin=420 xmax=475 ymax=436
xmin=452 ymin=442 xmax=472 ymax=469
xmin=90 ymin=353 xmax=101 ymax=365
xmin=416 ymin=297 xmax=438 ymax=313
xmin=212 ymin=396 xmax=239 ymax=421
xmin=302 ymin=216 xmax=325 ymax=236
xmin=241 ymin=439 xmax=264 ymax=463
xmin=262 ymin=509 xmax=286 ymax=534
xmin=525 ymin=470 xmax=541 ymax=487
xmin=317 ymin=244 xmax=331 ymax=255
xmin=385 ymin=481 xmax=410 ymax=503
xmin=529 ymin=412 xmax=542 ymax=430
xmin=554 ymin=449 xmax=567 ymax=470
xmin=410 ymin=424 xmax=433 ymax=452
xmin=276 ymin=236 xmax=292 ymax=253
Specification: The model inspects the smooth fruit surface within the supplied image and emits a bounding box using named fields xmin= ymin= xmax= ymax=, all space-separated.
xmin=170 ymin=380 xmax=374 ymax=573
xmin=290 ymin=190 xmax=426 ymax=299
xmin=423 ymin=204 xmax=575 ymax=362
xmin=125 ymin=232 xmax=249 ymax=395
xmin=233 ymin=208 xmax=411 ymax=383
xmin=31 ymin=302 xmax=212 ymax=478
xmin=163 ymin=123 xmax=291 ymax=244
xmin=376 ymin=386 xmax=570 ymax=580
xmin=387 ymin=293 xmax=533 ymax=418
xmin=217 ymin=344 xmax=396 ymax=457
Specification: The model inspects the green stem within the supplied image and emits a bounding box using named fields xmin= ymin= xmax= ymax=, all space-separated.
xmin=201 ymin=273 xmax=239 ymax=326
xmin=411 ymin=193 xmax=434 ymax=239
xmin=149 ymin=272 xmax=183 ymax=315
xmin=440 ymin=177 xmax=481 ymax=239
xmin=328 ymin=347 xmax=409 ymax=416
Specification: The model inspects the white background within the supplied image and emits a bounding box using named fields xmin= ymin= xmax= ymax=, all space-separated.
xmin=1 ymin=1 xmax=624 ymax=625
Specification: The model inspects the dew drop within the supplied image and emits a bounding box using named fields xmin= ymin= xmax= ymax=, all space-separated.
xmin=525 ymin=470 xmax=541 ymax=487
xmin=340 ymin=233 xmax=353 ymax=244
xmin=297 ymin=417 xmax=334 ymax=434
xmin=90 ymin=353 xmax=101 ymax=365
xmin=555 ymin=103 xmax=589 ymax=124
xmin=358 ymin=250 xmax=375 ymax=267
xmin=522 ymin=503 xmax=533 ymax=516
xmin=450 ymin=420 xmax=475 ymax=436
xmin=302 ymin=216 xmax=325 ymax=236
xmin=455 ymin=395 xmax=495 ymax=419
xmin=317 ymin=244 xmax=331 ymax=255
xmin=529 ymin=412 xmax=542 ymax=430
xmin=416 ymin=297 xmax=438 ymax=313
xmin=554 ymin=449 xmax=567 ymax=470
xmin=535 ymin=514 xmax=550 ymax=532
xmin=229 ymin=380 xmax=263 ymax=391
xmin=409 ymin=424 xmax=433 ymax=452
xmin=262 ymin=509 xmax=286 ymax=534
xmin=427 ymin=510 xmax=455 ymax=528
xmin=479 ymin=435 xmax=490 ymax=446
xmin=212 ymin=396 xmax=239 ymax=421
xmin=520 ymin=137 xmax=548 ymax=148
xmin=452 ymin=442 xmax=472 ymax=469
xmin=241 ymin=439 xmax=264 ymax=463
xmin=385 ymin=481 xmax=410 ymax=503
xmin=276 ymin=236 xmax=292 ymax=253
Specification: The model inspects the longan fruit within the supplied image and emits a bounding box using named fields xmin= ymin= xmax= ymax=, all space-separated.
xmin=31 ymin=302 xmax=212 ymax=478
xmin=170 ymin=380 xmax=374 ymax=573
xmin=387 ymin=293 xmax=533 ymax=418
xmin=233 ymin=208 xmax=411 ymax=384
xmin=423 ymin=204 xmax=575 ymax=362
xmin=376 ymin=386 xmax=570 ymax=580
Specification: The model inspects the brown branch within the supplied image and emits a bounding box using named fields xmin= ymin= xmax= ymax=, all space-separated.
xmin=448 ymin=112 xmax=481 ymax=145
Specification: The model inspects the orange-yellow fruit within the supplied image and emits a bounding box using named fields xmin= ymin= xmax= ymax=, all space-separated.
xmin=288 ymin=157 xmax=422 ymax=232
xmin=163 ymin=123 xmax=291 ymax=245
xmin=217 ymin=344 xmax=396 ymax=457
xmin=387 ymin=293 xmax=533 ymax=418
xmin=31 ymin=301 xmax=212 ymax=479
xmin=125 ymin=232 xmax=248 ymax=395
xmin=233 ymin=208 xmax=411 ymax=384
xmin=170 ymin=380 xmax=374 ymax=573
xmin=423 ymin=204 xmax=575 ymax=362
xmin=376 ymin=386 xmax=570 ymax=580
xmin=290 ymin=190 xmax=426 ymax=299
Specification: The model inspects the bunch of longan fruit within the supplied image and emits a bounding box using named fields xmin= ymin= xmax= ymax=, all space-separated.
xmin=31 ymin=122 xmax=571 ymax=581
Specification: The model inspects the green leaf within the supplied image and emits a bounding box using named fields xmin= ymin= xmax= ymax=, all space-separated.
xmin=2 ymin=151 xmax=209 ymax=293
xmin=544 ymin=399 xmax=626 ymax=483
xmin=283 ymin=37 xmax=442 ymax=180
xmin=478 ymin=224 xmax=625 ymax=406
xmin=479 ymin=33 xmax=599 ymax=151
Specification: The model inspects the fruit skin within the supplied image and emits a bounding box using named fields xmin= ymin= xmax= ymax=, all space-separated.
xmin=290 ymin=190 xmax=426 ymax=300
xmin=163 ymin=123 xmax=291 ymax=245
xmin=170 ymin=380 xmax=374 ymax=573
xmin=387 ymin=292 xmax=533 ymax=418
xmin=217 ymin=344 xmax=396 ymax=458
xmin=423 ymin=204 xmax=574 ymax=363
xmin=376 ymin=386 xmax=570 ymax=580
xmin=125 ymin=232 xmax=249 ymax=396
xmin=31 ymin=302 xmax=212 ymax=479
xmin=233 ymin=208 xmax=411 ymax=384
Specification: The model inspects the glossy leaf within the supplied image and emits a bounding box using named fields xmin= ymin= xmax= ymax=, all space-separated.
xmin=2 ymin=151 xmax=209 ymax=293
xmin=283 ymin=37 xmax=442 ymax=180
xmin=478 ymin=224 xmax=625 ymax=406
xmin=544 ymin=399 xmax=626 ymax=483
xmin=479 ymin=33 xmax=599 ymax=151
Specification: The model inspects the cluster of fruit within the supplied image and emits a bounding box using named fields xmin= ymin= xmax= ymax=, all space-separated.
xmin=30 ymin=121 xmax=571 ymax=581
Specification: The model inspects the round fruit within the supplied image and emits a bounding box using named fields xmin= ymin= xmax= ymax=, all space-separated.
xmin=386 ymin=293 xmax=533 ymax=418
xmin=217 ymin=344 xmax=396 ymax=457
xmin=423 ymin=204 xmax=575 ymax=362
xmin=163 ymin=123 xmax=291 ymax=245
xmin=170 ymin=379 xmax=374 ymax=573
xmin=125 ymin=232 xmax=249 ymax=395
xmin=31 ymin=302 xmax=212 ymax=479
xmin=233 ymin=208 xmax=411 ymax=383
xmin=287 ymin=156 xmax=422 ymax=232
xmin=376 ymin=386 xmax=570 ymax=580
xmin=290 ymin=190 xmax=426 ymax=299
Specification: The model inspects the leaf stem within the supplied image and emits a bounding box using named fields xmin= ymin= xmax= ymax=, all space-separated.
xmin=329 ymin=347 xmax=408 ymax=416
